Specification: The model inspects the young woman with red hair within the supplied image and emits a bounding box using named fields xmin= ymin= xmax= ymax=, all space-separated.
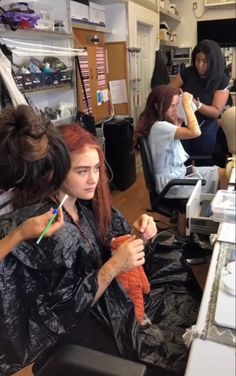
xmin=31 ymin=125 xmax=201 ymax=376
xmin=0 ymin=124 xmax=202 ymax=376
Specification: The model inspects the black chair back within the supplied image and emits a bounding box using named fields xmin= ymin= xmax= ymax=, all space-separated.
xmin=138 ymin=136 xmax=175 ymax=216
xmin=36 ymin=345 xmax=147 ymax=376
xmin=138 ymin=136 xmax=202 ymax=217
xmin=138 ymin=136 xmax=156 ymax=193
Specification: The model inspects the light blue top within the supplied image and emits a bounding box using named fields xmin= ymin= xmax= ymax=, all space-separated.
xmin=148 ymin=121 xmax=188 ymax=193
xmin=148 ymin=121 xmax=218 ymax=198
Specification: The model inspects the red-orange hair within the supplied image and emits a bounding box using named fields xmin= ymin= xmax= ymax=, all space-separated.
xmin=58 ymin=124 xmax=112 ymax=242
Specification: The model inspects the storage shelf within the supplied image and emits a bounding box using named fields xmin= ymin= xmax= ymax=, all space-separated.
xmin=160 ymin=39 xmax=179 ymax=48
xmin=160 ymin=7 xmax=181 ymax=22
xmin=51 ymin=115 xmax=75 ymax=125
xmin=71 ymin=20 xmax=112 ymax=33
xmin=24 ymin=83 xmax=73 ymax=94
xmin=172 ymin=57 xmax=190 ymax=60
xmin=0 ymin=25 xmax=72 ymax=40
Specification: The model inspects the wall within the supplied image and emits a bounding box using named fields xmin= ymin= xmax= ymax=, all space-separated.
xmin=105 ymin=2 xmax=159 ymax=74
xmin=103 ymin=1 xmax=159 ymax=120
xmin=127 ymin=1 xmax=159 ymax=58
xmin=173 ymin=0 xmax=236 ymax=80
xmin=173 ymin=0 xmax=235 ymax=47
xmin=104 ymin=3 xmax=128 ymax=42
xmin=127 ymin=0 xmax=159 ymax=102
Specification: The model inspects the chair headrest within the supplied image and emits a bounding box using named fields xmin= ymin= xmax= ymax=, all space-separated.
xmin=221 ymin=106 xmax=236 ymax=154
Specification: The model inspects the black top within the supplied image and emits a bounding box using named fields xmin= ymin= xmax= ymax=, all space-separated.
xmin=180 ymin=66 xmax=228 ymax=124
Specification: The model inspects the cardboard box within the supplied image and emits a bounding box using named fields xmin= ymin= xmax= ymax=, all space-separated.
xmin=160 ymin=29 xmax=169 ymax=41
xmin=160 ymin=0 xmax=165 ymax=8
xmin=70 ymin=1 xmax=89 ymax=22
xmin=169 ymin=4 xmax=176 ymax=14
xmin=89 ymin=1 xmax=106 ymax=25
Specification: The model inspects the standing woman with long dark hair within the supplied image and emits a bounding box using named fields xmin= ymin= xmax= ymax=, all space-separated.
xmin=171 ymin=39 xmax=229 ymax=163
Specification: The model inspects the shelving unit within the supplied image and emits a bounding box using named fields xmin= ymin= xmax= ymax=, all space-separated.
xmin=204 ymin=0 xmax=236 ymax=6
xmin=160 ymin=46 xmax=191 ymax=78
xmin=159 ymin=7 xmax=181 ymax=22
xmin=159 ymin=40 xmax=179 ymax=48
xmin=159 ymin=2 xmax=181 ymax=49
xmin=0 ymin=26 xmax=72 ymax=40
xmin=0 ymin=0 xmax=78 ymax=120
xmin=171 ymin=47 xmax=191 ymax=62
xmin=23 ymin=82 xmax=73 ymax=94
xmin=71 ymin=20 xmax=112 ymax=34
xmin=1 ymin=31 xmax=76 ymax=112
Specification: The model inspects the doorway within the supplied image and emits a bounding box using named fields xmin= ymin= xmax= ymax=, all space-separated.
xmin=137 ymin=22 xmax=152 ymax=114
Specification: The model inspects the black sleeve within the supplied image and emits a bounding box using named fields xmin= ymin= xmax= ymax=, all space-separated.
xmin=217 ymin=75 xmax=229 ymax=90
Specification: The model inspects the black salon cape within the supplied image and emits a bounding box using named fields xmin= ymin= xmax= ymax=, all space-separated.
xmin=0 ymin=201 xmax=201 ymax=376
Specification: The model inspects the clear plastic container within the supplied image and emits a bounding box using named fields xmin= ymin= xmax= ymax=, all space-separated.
xmin=211 ymin=190 xmax=236 ymax=223
xmin=0 ymin=1 xmax=54 ymax=31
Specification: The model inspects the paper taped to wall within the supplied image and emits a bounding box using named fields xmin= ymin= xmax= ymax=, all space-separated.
xmin=109 ymin=79 xmax=128 ymax=104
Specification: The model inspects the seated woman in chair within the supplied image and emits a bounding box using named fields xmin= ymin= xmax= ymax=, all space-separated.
xmin=0 ymin=120 xmax=202 ymax=376
xmin=134 ymin=85 xmax=228 ymax=199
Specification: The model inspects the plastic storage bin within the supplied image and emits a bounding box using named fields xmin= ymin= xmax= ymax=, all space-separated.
xmin=0 ymin=0 xmax=54 ymax=31
xmin=70 ymin=1 xmax=89 ymax=22
xmin=211 ymin=190 xmax=236 ymax=223
xmin=89 ymin=1 xmax=106 ymax=25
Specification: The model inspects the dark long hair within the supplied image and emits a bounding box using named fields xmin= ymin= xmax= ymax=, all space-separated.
xmin=191 ymin=39 xmax=225 ymax=91
xmin=0 ymin=105 xmax=70 ymax=206
xmin=58 ymin=124 xmax=112 ymax=242
xmin=134 ymin=84 xmax=179 ymax=143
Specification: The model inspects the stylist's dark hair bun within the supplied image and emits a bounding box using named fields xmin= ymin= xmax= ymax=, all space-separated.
xmin=2 ymin=104 xmax=49 ymax=161
xmin=0 ymin=105 xmax=70 ymax=201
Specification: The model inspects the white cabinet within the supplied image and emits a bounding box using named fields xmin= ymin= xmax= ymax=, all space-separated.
xmin=205 ymin=0 xmax=236 ymax=6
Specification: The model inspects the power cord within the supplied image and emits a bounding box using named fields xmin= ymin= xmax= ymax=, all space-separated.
xmin=100 ymin=114 xmax=115 ymax=184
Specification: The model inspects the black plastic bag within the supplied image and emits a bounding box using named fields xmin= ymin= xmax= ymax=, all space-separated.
xmin=0 ymin=208 xmax=202 ymax=376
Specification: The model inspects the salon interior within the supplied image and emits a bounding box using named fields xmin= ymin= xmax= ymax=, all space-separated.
xmin=0 ymin=0 xmax=235 ymax=375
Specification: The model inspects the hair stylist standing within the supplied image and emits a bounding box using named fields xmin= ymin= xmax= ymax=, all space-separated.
xmin=171 ymin=39 xmax=229 ymax=164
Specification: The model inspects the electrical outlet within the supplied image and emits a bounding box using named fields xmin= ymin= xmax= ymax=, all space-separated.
xmin=193 ymin=2 xmax=197 ymax=10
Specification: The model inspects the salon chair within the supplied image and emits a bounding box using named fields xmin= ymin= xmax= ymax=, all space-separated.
xmin=138 ymin=137 xmax=211 ymax=264
xmin=36 ymin=345 xmax=147 ymax=376
xmin=138 ymin=136 xmax=206 ymax=235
